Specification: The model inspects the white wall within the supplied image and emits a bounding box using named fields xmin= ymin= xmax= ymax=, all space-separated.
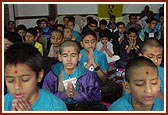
xmin=6 ymin=3 xmax=164 ymax=28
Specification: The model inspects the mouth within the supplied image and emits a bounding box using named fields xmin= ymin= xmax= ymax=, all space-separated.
xmin=14 ymin=94 xmax=24 ymax=99
xmin=144 ymin=96 xmax=153 ymax=101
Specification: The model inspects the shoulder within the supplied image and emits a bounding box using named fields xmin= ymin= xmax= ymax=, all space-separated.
xmin=108 ymin=94 xmax=133 ymax=111
xmin=152 ymin=97 xmax=164 ymax=111
xmin=38 ymin=89 xmax=67 ymax=110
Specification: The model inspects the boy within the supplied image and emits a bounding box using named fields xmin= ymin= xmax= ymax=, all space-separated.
xmin=80 ymin=30 xmax=109 ymax=81
xmin=139 ymin=38 xmax=164 ymax=100
xmin=96 ymin=34 xmax=120 ymax=63
xmin=139 ymin=18 xmax=161 ymax=41
xmin=42 ymin=40 xmax=106 ymax=111
xmin=111 ymin=21 xmax=127 ymax=55
xmin=125 ymin=14 xmax=142 ymax=32
xmin=108 ymin=56 xmax=164 ymax=111
xmin=4 ymin=43 xmax=67 ymax=111
xmin=25 ymin=27 xmax=43 ymax=56
xmin=120 ymin=27 xmax=141 ymax=59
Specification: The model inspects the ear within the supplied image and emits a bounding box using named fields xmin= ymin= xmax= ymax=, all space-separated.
xmin=37 ymin=69 xmax=44 ymax=82
xmin=78 ymin=53 xmax=82 ymax=61
xmin=122 ymin=81 xmax=131 ymax=94
xmin=80 ymin=41 xmax=83 ymax=48
xmin=58 ymin=54 xmax=62 ymax=62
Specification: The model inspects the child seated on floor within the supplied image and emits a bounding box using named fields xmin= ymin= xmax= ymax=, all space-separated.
xmin=108 ymin=56 xmax=164 ymax=111
xmin=4 ymin=43 xmax=67 ymax=111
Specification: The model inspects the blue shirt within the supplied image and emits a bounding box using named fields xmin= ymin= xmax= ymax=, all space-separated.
xmin=80 ymin=49 xmax=109 ymax=79
xmin=158 ymin=66 xmax=164 ymax=95
xmin=4 ymin=89 xmax=67 ymax=111
xmin=108 ymin=94 xmax=164 ymax=111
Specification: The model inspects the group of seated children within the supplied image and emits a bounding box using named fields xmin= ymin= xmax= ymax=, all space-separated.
xmin=4 ymin=9 xmax=164 ymax=111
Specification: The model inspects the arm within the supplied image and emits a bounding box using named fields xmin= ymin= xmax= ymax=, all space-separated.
xmin=42 ymin=71 xmax=67 ymax=101
xmin=85 ymin=48 xmax=108 ymax=81
xmin=72 ymin=71 xmax=102 ymax=103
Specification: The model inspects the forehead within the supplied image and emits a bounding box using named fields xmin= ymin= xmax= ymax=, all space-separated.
xmin=51 ymin=31 xmax=62 ymax=36
xmin=130 ymin=66 xmax=157 ymax=80
xmin=62 ymin=46 xmax=77 ymax=53
xmin=143 ymin=47 xmax=162 ymax=54
xmin=5 ymin=64 xmax=32 ymax=73
xmin=83 ymin=34 xmax=96 ymax=40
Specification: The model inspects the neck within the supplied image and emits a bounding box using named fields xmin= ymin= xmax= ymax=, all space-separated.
xmin=28 ymin=88 xmax=39 ymax=105
xmin=64 ymin=66 xmax=77 ymax=76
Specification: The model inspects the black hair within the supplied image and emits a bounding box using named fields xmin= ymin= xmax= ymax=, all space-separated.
xmin=146 ymin=18 xmax=157 ymax=24
xmin=8 ymin=20 xmax=15 ymax=25
xmin=15 ymin=24 xmax=27 ymax=33
xmin=48 ymin=17 xmax=55 ymax=22
xmin=125 ymin=56 xmax=157 ymax=82
xmin=36 ymin=19 xmax=41 ymax=25
xmin=89 ymin=19 xmax=98 ymax=26
xmin=129 ymin=14 xmax=137 ymax=20
xmin=4 ymin=32 xmax=23 ymax=43
xmin=4 ymin=43 xmax=42 ymax=76
xmin=34 ymin=26 xmax=42 ymax=33
xmin=116 ymin=21 xmax=125 ymax=28
xmin=59 ymin=40 xmax=80 ymax=54
xmin=100 ymin=19 xmax=107 ymax=25
xmin=81 ymin=30 xmax=97 ymax=41
xmin=127 ymin=27 xmax=138 ymax=35
xmin=109 ymin=15 xmax=116 ymax=20
xmin=26 ymin=27 xmax=37 ymax=37
xmin=86 ymin=16 xmax=93 ymax=23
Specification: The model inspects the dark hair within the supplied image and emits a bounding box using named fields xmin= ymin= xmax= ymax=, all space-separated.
xmin=81 ymin=30 xmax=97 ymax=41
xmin=86 ymin=16 xmax=93 ymax=23
xmin=159 ymin=13 xmax=164 ymax=18
xmin=8 ymin=20 xmax=15 ymax=25
xmin=109 ymin=15 xmax=116 ymax=20
xmin=127 ymin=27 xmax=138 ymax=35
xmin=26 ymin=27 xmax=37 ymax=37
xmin=59 ymin=40 xmax=80 ymax=54
xmin=34 ymin=26 xmax=42 ymax=33
xmin=116 ymin=21 xmax=125 ymax=28
xmin=146 ymin=18 xmax=157 ymax=24
xmin=89 ymin=19 xmax=98 ymax=26
xmin=55 ymin=24 xmax=65 ymax=31
xmin=36 ymin=19 xmax=41 ymax=25
xmin=140 ymin=38 xmax=163 ymax=54
xmin=48 ymin=17 xmax=55 ymax=22
xmin=100 ymin=19 xmax=107 ymax=25
xmin=15 ymin=24 xmax=27 ymax=33
xmin=4 ymin=43 xmax=42 ymax=76
xmin=63 ymin=16 xmax=70 ymax=20
xmin=129 ymin=14 xmax=137 ymax=20
xmin=125 ymin=56 xmax=157 ymax=82
xmin=4 ymin=32 xmax=23 ymax=43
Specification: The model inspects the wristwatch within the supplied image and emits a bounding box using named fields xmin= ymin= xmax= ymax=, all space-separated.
xmin=94 ymin=66 xmax=100 ymax=71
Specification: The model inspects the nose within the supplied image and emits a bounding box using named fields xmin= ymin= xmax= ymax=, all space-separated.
xmin=67 ymin=55 xmax=71 ymax=61
xmin=14 ymin=80 xmax=22 ymax=90
xmin=144 ymin=83 xmax=152 ymax=93
xmin=152 ymin=57 xmax=158 ymax=66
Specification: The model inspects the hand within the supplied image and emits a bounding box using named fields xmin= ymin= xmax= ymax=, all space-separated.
xmin=65 ymin=82 xmax=75 ymax=98
xmin=12 ymin=98 xmax=32 ymax=111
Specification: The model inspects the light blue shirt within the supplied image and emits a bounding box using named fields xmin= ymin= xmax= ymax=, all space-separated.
xmin=108 ymin=94 xmax=164 ymax=111
xmin=4 ymin=89 xmax=67 ymax=111
xmin=80 ymin=49 xmax=109 ymax=79
xmin=158 ymin=66 xmax=164 ymax=95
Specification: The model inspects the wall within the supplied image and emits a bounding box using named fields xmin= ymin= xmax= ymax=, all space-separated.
xmin=6 ymin=3 xmax=164 ymax=28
